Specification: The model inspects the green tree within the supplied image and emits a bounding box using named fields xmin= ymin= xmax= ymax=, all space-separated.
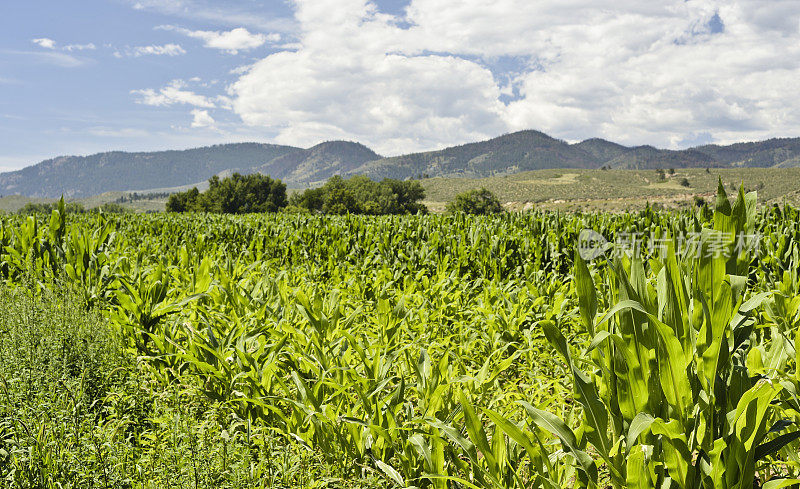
xmin=288 ymin=187 xmax=325 ymax=212
xmin=289 ymin=176 xmax=427 ymax=215
xmin=166 ymin=173 xmax=287 ymax=214
xmin=166 ymin=187 xmax=202 ymax=212
xmin=446 ymin=188 xmax=504 ymax=215
xmin=322 ymin=177 xmax=359 ymax=214
xmin=384 ymin=179 xmax=426 ymax=214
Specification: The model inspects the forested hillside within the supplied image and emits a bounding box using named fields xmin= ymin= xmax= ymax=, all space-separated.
xmin=3 ymin=130 xmax=800 ymax=198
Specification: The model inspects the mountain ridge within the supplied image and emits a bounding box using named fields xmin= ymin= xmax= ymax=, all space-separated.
xmin=3 ymin=130 xmax=800 ymax=198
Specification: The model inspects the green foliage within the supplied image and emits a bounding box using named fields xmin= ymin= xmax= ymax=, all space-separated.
xmin=3 ymin=186 xmax=800 ymax=488
xmin=539 ymin=183 xmax=800 ymax=488
xmin=167 ymin=173 xmax=287 ymax=214
xmin=0 ymin=284 xmax=383 ymax=488
xmin=446 ymin=188 xmax=504 ymax=214
xmin=166 ymin=187 xmax=202 ymax=212
xmin=289 ymin=175 xmax=427 ymax=214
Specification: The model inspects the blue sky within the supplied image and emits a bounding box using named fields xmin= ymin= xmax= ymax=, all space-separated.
xmin=0 ymin=0 xmax=298 ymax=170
xmin=2 ymin=0 xmax=800 ymax=171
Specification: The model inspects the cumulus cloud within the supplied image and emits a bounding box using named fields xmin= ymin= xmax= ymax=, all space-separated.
xmin=231 ymin=51 xmax=506 ymax=154
xmin=118 ymin=1 xmax=800 ymax=151
xmin=497 ymin=1 xmax=800 ymax=146
xmin=217 ymin=0 xmax=800 ymax=152
xmin=228 ymin=0 xmax=509 ymax=153
xmin=117 ymin=44 xmax=186 ymax=57
xmin=132 ymin=80 xmax=217 ymax=108
xmin=190 ymin=109 xmax=216 ymax=128
xmin=158 ymin=25 xmax=273 ymax=53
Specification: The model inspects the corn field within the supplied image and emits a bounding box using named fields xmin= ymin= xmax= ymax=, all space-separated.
xmin=2 ymin=182 xmax=800 ymax=488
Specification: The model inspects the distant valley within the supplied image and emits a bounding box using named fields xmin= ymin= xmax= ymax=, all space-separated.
xmin=2 ymin=130 xmax=800 ymax=198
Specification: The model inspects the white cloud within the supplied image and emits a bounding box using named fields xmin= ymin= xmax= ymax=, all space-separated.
xmin=120 ymin=44 xmax=187 ymax=57
xmin=63 ymin=43 xmax=97 ymax=52
xmin=32 ymin=38 xmax=56 ymax=49
xmin=190 ymin=109 xmax=216 ymax=128
xmin=496 ymin=1 xmax=800 ymax=147
xmin=32 ymin=38 xmax=96 ymax=52
xmin=231 ymin=51 xmax=506 ymax=154
xmin=220 ymin=0 xmax=800 ymax=152
xmin=132 ymin=80 xmax=217 ymax=108
xmin=229 ymin=64 xmax=253 ymax=75
xmin=158 ymin=25 xmax=271 ymax=54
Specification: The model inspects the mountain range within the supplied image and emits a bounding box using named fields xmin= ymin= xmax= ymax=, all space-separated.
xmin=2 ymin=130 xmax=800 ymax=198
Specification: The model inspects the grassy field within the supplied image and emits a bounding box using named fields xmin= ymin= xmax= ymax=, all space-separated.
xmin=1 ymin=168 xmax=799 ymax=214
xmin=420 ymin=167 xmax=800 ymax=212
xmin=0 ymin=192 xmax=168 ymax=214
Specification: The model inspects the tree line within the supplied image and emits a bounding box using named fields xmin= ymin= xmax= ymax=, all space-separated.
xmin=166 ymin=173 xmax=429 ymax=215
xmin=17 ymin=201 xmax=128 ymax=215
xmin=166 ymin=173 xmax=505 ymax=215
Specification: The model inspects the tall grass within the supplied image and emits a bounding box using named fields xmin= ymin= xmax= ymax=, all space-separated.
xmin=0 ymin=282 xmax=382 ymax=488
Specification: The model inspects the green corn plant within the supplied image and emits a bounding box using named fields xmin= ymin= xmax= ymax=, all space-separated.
xmin=6 ymin=190 xmax=800 ymax=489
xmin=110 ymin=263 xmax=204 ymax=357
xmin=535 ymin=182 xmax=800 ymax=488
xmin=62 ymin=213 xmax=119 ymax=306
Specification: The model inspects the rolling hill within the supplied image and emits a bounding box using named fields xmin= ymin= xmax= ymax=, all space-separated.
xmin=602 ymin=146 xmax=723 ymax=170
xmin=252 ymin=141 xmax=381 ymax=186
xmin=347 ymin=130 xmax=599 ymax=179
xmin=572 ymin=138 xmax=629 ymax=162
xmin=0 ymin=143 xmax=298 ymax=198
xmin=694 ymin=138 xmax=800 ymax=168
xmin=2 ymin=130 xmax=800 ymax=198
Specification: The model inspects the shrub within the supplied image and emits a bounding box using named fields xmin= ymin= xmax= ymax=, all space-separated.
xmin=446 ymin=188 xmax=504 ymax=214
